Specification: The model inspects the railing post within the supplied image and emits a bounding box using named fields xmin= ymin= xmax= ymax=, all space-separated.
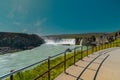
xmin=101 ymin=44 xmax=102 ymax=50
xmin=96 ymin=45 xmax=98 ymax=51
xmin=112 ymin=42 xmax=113 ymax=47
xmin=110 ymin=43 xmax=111 ymax=48
xmin=64 ymin=51 xmax=66 ymax=73
xmin=109 ymin=42 xmax=110 ymax=48
xmin=87 ymin=46 xmax=88 ymax=56
xmin=102 ymin=43 xmax=103 ymax=50
xmin=111 ymin=42 xmax=112 ymax=47
xmin=90 ymin=47 xmax=92 ymax=54
xmin=74 ymin=48 xmax=76 ymax=65
xmin=48 ymin=56 xmax=50 ymax=80
xmin=92 ymin=46 xmax=94 ymax=53
xmin=96 ymin=46 xmax=97 ymax=51
xmin=99 ymin=45 xmax=100 ymax=50
xmin=81 ymin=46 xmax=83 ymax=60
xmin=102 ymin=44 xmax=103 ymax=49
xmin=105 ymin=44 xmax=106 ymax=48
xmin=110 ymin=42 xmax=111 ymax=48
xmin=103 ymin=44 xmax=104 ymax=49
xmin=109 ymin=43 xmax=110 ymax=48
xmin=98 ymin=45 xmax=99 ymax=51
xmin=103 ymin=44 xmax=105 ymax=49
xmin=95 ymin=46 xmax=97 ymax=52
xmin=10 ymin=70 xmax=14 ymax=80
xmin=111 ymin=42 xmax=113 ymax=47
xmin=114 ymin=42 xmax=115 ymax=47
xmin=97 ymin=45 xmax=98 ymax=51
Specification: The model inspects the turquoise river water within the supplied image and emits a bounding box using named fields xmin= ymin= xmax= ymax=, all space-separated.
xmin=0 ymin=42 xmax=86 ymax=77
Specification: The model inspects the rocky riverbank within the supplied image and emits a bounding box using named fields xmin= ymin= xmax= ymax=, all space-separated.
xmin=0 ymin=32 xmax=45 ymax=54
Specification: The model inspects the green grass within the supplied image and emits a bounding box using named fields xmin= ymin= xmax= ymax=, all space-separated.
xmin=6 ymin=39 xmax=120 ymax=80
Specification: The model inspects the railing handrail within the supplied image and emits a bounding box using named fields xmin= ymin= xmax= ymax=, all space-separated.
xmin=0 ymin=46 xmax=82 ymax=79
xmin=0 ymin=57 xmax=49 ymax=79
xmin=0 ymin=41 xmax=118 ymax=80
xmin=50 ymin=46 xmax=81 ymax=58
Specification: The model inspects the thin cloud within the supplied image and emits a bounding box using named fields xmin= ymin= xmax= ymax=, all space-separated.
xmin=13 ymin=21 xmax=21 ymax=26
xmin=0 ymin=23 xmax=3 ymax=25
xmin=7 ymin=0 xmax=29 ymax=18
xmin=8 ymin=8 xmax=15 ymax=18
xmin=34 ymin=21 xmax=43 ymax=26
xmin=22 ymin=29 xmax=28 ymax=33
xmin=34 ymin=18 xmax=47 ymax=26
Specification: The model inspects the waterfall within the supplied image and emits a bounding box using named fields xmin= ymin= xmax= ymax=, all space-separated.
xmin=80 ymin=39 xmax=83 ymax=46
xmin=45 ymin=39 xmax=75 ymax=45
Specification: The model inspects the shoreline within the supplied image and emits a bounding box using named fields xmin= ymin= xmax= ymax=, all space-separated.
xmin=0 ymin=47 xmax=35 ymax=55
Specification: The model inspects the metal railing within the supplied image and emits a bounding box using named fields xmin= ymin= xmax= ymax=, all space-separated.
xmin=0 ymin=41 xmax=119 ymax=80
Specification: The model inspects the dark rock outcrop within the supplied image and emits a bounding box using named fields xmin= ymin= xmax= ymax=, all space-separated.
xmin=0 ymin=32 xmax=45 ymax=51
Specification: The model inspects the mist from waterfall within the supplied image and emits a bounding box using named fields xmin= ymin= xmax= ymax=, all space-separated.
xmin=45 ymin=39 xmax=75 ymax=45
xmin=45 ymin=38 xmax=83 ymax=46
xmin=80 ymin=39 xmax=83 ymax=46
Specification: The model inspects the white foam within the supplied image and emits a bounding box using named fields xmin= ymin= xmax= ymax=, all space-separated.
xmin=45 ymin=39 xmax=75 ymax=45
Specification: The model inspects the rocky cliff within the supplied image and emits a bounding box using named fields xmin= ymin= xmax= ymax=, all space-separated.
xmin=0 ymin=32 xmax=45 ymax=54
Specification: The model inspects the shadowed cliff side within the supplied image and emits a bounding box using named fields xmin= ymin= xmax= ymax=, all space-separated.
xmin=0 ymin=32 xmax=45 ymax=54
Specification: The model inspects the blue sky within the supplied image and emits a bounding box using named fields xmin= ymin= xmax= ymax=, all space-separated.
xmin=0 ymin=0 xmax=120 ymax=35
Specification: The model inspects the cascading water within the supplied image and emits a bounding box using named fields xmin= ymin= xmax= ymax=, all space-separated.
xmin=45 ymin=39 xmax=75 ymax=45
xmin=80 ymin=39 xmax=83 ymax=46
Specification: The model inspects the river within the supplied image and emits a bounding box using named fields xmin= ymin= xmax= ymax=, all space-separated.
xmin=0 ymin=39 xmax=86 ymax=77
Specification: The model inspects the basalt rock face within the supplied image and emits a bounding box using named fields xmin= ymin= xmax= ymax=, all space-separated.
xmin=82 ymin=36 xmax=97 ymax=46
xmin=0 ymin=32 xmax=45 ymax=50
